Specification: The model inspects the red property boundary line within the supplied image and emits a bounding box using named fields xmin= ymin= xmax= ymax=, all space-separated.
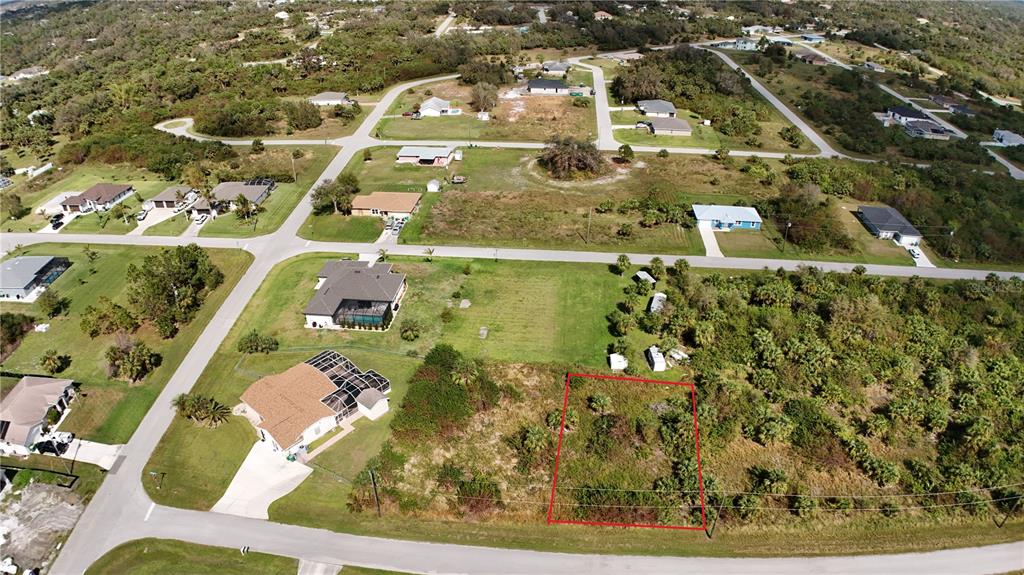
xmin=546 ymin=372 xmax=708 ymax=531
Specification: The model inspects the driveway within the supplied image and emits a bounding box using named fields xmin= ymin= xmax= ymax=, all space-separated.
xmin=210 ymin=439 xmax=313 ymax=520
xmin=697 ymin=222 xmax=724 ymax=258
xmin=58 ymin=440 xmax=123 ymax=471
xmin=36 ymin=211 xmax=80 ymax=234
xmin=127 ymin=207 xmax=177 ymax=236
xmin=913 ymin=248 xmax=936 ymax=268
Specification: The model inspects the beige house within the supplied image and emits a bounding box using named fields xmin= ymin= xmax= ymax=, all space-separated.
xmin=351 ymin=192 xmax=422 ymax=219
xmin=60 ymin=183 xmax=134 ymax=213
xmin=0 ymin=376 xmax=75 ymax=456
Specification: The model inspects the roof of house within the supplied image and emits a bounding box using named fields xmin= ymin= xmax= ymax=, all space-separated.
xmin=211 ymin=181 xmax=273 ymax=203
xmin=396 ymin=146 xmax=455 ymax=160
xmin=305 ymin=260 xmax=405 ymax=316
xmin=646 ymin=116 xmax=692 ymax=132
xmin=905 ymin=119 xmax=948 ymax=136
xmin=355 ymin=388 xmax=386 ymax=409
xmin=888 ymin=105 xmax=929 ymax=120
xmin=62 ymin=183 xmax=133 ymax=206
xmin=309 ymin=91 xmax=349 ymax=103
xmin=0 ymin=256 xmax=62 ymax=290
xmin=152 ymin=185 xmax=195 ymax=203
xmin=419 ymin=96 xmax=450 ymax=112
xmin=528 ymin=78 xmax=568 ymax=90
xmin=692 ymin=204 xmax=762 ymax=223
xmin=351 ymin=192 xmax=422 ymax=213
xmin=240 ymin=364 xmax=336 ymax=449
xmin=637 ymin=99 xmax=676 ymax=114
xmin=542 ymin=61 xmax=571 ymax=72
xmin=0 ymin=376 xmax=73 ymax=446
xmin=928 ymin=94 xmax=959 ymax=107
xmin=858 ymin=205 xmax=922 ymax=237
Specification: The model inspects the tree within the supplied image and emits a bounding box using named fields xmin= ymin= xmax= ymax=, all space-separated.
xmin=36 ymin=289 xmax=66 ymax=318
xmin=80 ymin=296 xmax=138 ymax=337
xmin=285 ymin=101 xmax=322 ymax=131
xmin=1 ymin=193 xmax=29 ymax=220
xmin=251 ymin=138 xmax=265 ymax=154
xmin=173 ymin=393 xmax=232 ymax=428
xmin=618 ymin=144 xmax=634 ymax=162
xmin=110 ymin=202 xmax=131 ymax=225
xmin=237 ymin=329 xmax=279 ymax=353
xmin=779 ymin=125 xmax=805 ymax=148
xmin=471 ymin=82 xmax=498 ymax=112
xmin=424 ymin=248 xmax=435 ymax=262
xmin=649 ymin=257 xmax=666 ymax=280
xmin=125 ymin=244 xmax=224 ymax=338
xmin=714 ymin=147 xmax=730 ymax=161
xmin=400 ymin=319 xmax=422 ymax=341
xmin=615 ymin=254 xmax=631 ymax=275
xmin=538 ymin=137 xmax=604 ymax=179
xmin=310 ymin=174 xmax=359 ymax=214
xmin=234 ymin=194 xmax=264 ymax=221
xmin=106 ymin=340 xmax=161 ymax=382
xmin=82 ymin=245 xmax=100 ymax=264
xmin=39 ymin=349 xmax=70 ymax=374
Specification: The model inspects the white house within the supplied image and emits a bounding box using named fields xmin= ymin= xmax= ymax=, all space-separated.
xmin=608 ymin=353 xmax=628 ymax=371
xmin=733 ymin=37 xmax=759 ymax=51
xmin=639 ymin=116 xmax=692 ymax=136
xmin=308 ymin=91 xmax=351 ymax=106
xmin=0 ymin=376 xmax=75 ymax=457
xmin=541 ymin=61 xmax=571 ymax=75
xmin=864 ymin=61 xmax=886 ymax=73
xmin=636 ymin=99 xmax=676 ymax=118
xmin=993 ymin=129 xmax=1024 ymax=147
xmin=60 ymin=183 xmax=134 ymax=214
xmin=693 ymin=204 xmax=762 ymax=231
xmin=527 ymin=78 xmax=569 ymax=95
xmin=646 ymin=346 xmax=667 ymax=372
xmin=418 ymin=96 xmax=460 ymax=117
xmin=1 ymin=256 xmax=70 ymax=301
xmin=395 ymin=145 xmax=458 ymax=166
xmin=857 ymin=205 xmax=922 ymax=247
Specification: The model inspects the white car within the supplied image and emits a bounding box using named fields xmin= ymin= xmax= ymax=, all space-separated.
xmin=195 ymin=214 xmax=209 ymax=225
xmin=909 ymin=248 xmax=921 ymax=259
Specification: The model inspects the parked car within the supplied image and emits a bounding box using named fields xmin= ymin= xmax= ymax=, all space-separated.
xmin=50 ymin=213 xmax=64 ymax=224
xmin=451 ymin=175 xmax=467 ymax=184
xmin=135 ymin=210 xmax=148 ymax=221
xmin=401 ymin=111 xmax=414 ymax=117
xmin=909 ymin=248 xmax=921 ymax=259
xmin=34 ymin=440 xmax=70 ymax=456
xmin=412 ymin=112 xmax=422 ymax=120
xmin=50 ymin=220 xmax=64 ymax=230
xmin=195 ymin=214 xmax=209 ymax=225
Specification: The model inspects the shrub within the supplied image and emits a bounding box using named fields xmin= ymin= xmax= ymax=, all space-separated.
xmin=400 ymin=319 xmax=423 ymax=341
xmin=236 ymin=329 xmax=279 ymax=354
xmin=39 ymin=349 xmax=70 ymax=374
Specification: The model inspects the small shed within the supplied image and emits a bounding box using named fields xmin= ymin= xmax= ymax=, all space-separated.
xmin=646 ymin=346 xmax=667 ymax=372
xmin=609 ymin=353 xmax=628 ymax=371
xmin=634 ymin=271 xmax=656 ymax=285
xmin=648 ymin=292 xmax=668 ymax=313
xmin=427 ymin=179 xmax=441 ymax=192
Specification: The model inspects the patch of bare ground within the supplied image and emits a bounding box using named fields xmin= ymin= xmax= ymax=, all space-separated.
xmin=0 ymin=482 xmax=83 ymax=571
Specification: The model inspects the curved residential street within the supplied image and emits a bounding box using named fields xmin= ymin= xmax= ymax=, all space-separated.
xmin=9 ymin=58 xmax=1021 ymax=575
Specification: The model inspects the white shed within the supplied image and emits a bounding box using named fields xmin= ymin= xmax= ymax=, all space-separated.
xmin=609 ymin=353 xmax=628 ymax=371
xmin=649 ymin=292 xmax=667 ymax=313
xmin=427 ymin=179 xmax=441 ymax=192
xmin=646 ymin=346 xmax=667 ymax=372
xmin=634 ymin=271 xmax=656 ymax=285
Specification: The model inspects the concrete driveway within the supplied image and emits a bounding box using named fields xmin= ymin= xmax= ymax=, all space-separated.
xmin=58 ymin=440 xmax=123 ymax=470
xmin=211 ymin=440 xmax=312 ymax=520
xmin=697 ymin=222 xmax=724 ymax=258
xmin=128 ymin=208 xmax=178 ymax=236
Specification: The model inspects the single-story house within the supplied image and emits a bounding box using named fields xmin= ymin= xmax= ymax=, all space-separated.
xmin=609 ymin=353 xmax=628 ymax=371
xmin=950 ymin=104 xmax=976 ymax=117
xmin=770 ymin=38 xmax=794 ymax=46
xmin=693 ymin=204 xmax=762 ymax=231
xmin=646 ymin=345 xmax=667 ymax=372
xmin=351 ymin=192 xmax=422 ymax=219
xmin=191 ymin=180 xmax=275 ymax=217
xmin=395 ymin=146 xmax=458 ymax=166
xmin=593 ymin=10 xmax=615 ymax=21
xmin=308 ymin=91 xmax=351 ymax=106
xmin=993 ymin=129 xmax=1024 ymax=147
xmin=239 ymin=351 xmax=391 ymax=455
xmin=527 ymin=78 xmax=569 ymax=95
xmin=10 ymin=66 xmax=49 ymax=81
xmin=649 ymin=292 xmax=668 ymax=313
xmin=60 ymin=183 xmax=134 ymax=213
xmin=636 ymin=99 xmax=676 ymax=118
xmin=929 ymin=94 xmax=960 ymax=109
xmin=0 ymin=256 xmax=70 ymax=301
xmin=418 ymin=96 xmax=459 ymax=117
xmin=903 ymin=119 xmax=951 ymax=140
xmin=541 ymin=61 xmax=571 ymax=75
xmin=148 ymin=185 xmax=197 ymax=209
xmin=639 ymin=116 xmax=692 ymax=137
xmin=796 ymin=50 xmax=829 ymax=66
xmin=801 ymin=34 xmax=826 ymax=44
xmin=886 ymin=106 xmax=929 ymax=125
xmin=304 ymin=260 xmax=407 ymax=330
xmin=857 ymin=205 xmax=922 ymax=247
xmin=634 ymin=271 xmax=656 ymax=285
xmin=733 ymin=38 xmax=759 ymax=51
xmin=0 ymin=376 xmax=75 ymax=457
xmin=742 ymin=25 xmax=782 ymax=35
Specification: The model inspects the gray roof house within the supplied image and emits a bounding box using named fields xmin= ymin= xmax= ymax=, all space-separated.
xmin=192 ymin=180 xmax=274 ymax=214
xmin=0 ymin=376 xmax=75 ymax=456
xmin=0 ymin=256 xmax=70 ymax=300
xmin=637 ymin=99 xmax=677 ymax=117
xmin=642 ymin=116 xmax=692 ymax=136
xmin=308 ymin=91 xmax=350 ymax=106
xmin=304 ymin=260 xmax=407 ymax=330
xmin=149 ymin=185 xmax=196 ymax=209
xmin=542 ymin=61 xmax=571 ymax=73
xmin=857 ymin=205 xmax=922 ymax=247
xmin=60 ymin=183 xmax=134 ymax=213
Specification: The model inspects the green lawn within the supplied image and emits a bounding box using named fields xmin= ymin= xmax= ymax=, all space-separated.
xmin=298 ymin=214 xmax=383 ymax=242
xmin=0 ymin=244 xmax=253 ymax=444
xmin=142 ymin=211 xmax=192 ymax=236
xmin=85 ymin=539 xmax=297 ymax=575
xmin=0 ymin=454 xmax=106 ymax=503
xmin=612 ymin=109 xmax=817 ymax=154
xmin=199 ymin=146 xmax=336 ymax=238
xmin=583 ymin=57 xmax=623 ymax=80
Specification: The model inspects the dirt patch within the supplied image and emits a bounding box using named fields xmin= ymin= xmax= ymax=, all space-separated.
xmin=0 ymin=482 xmax=83 ymax=571
xmin=410 ymin=81 xmax=473 ymax=107
xmin=523 ymin=158 xmax=633 ymax=188
xmin=489 ymin=96 xmax=593 ymax=140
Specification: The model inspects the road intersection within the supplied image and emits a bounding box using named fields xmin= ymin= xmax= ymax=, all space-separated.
xmin=15 ymin=54 xmax=1022 ymax=575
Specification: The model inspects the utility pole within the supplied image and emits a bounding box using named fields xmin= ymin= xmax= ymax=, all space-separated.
xmin=586 ymin=207 xmax=592 ymax=244
xmin=291 ymin=155 xmax=297 ymax=182
xmin=782 ymin=221 xmax=792 ymax=253
xmin=369 ymin=468 xmax=382 ymax=518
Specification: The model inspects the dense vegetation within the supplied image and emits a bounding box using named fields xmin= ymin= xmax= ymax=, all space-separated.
xmin=125 ymin=244 xmax=224 ymax=338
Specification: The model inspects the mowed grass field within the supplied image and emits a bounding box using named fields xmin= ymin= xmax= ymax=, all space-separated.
xmin=199 ymin=146 xmax=336 ymax=238
xmin=298 ymin=214 xmax=383 ymax=242
xmin=375 ymin=79 xmax=597 ymax=141
xmin=85 ymin=539 xmax=298 ymax=575
xmin=144 ymin=253 xmax=625 ymax=511
xmin=611 ymin=109 xmax=818 ymax=154
xmin=142 ymin=211 xmax=192 ymax=236
xmin=0 ymin=243 xmax=253 ymax=444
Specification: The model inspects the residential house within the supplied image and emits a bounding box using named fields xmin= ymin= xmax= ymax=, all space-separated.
xmin=238 ymin=351 xmax=391 ymax=456
xmin=864 ymin=61 xmax=886 ymax=73
xmin=639 ymin=116 xmax=692 ymax=137
xmin=742 ymin=24 xmax=782 ymax=35
xmin=593 ymin=10 xmax=615 ymax=21
xmin=796 ymin=50 xmax=829 ymax=66
xmin=541 ymin=61 xmax=571 ymax=75
xmin=929 ymin=94 xmax=960 ymax=109
xmin=950 ymin=104 xmax=976 ymax=117
xmin=993 ymin=129 xmax=1024 ymax=146
xmin=0 ymin=256 xmax=70 ymax=300
xmin=9 ymin=66 xmax=49 ymax=81
xmin=418 ymin=96 xmax=460 ymax=117
xmin=801 ymin=34 xmax=826 ymax=43
xmin=692 ymin=204 xmax=762 ymax=231
xmin=903 ymin=119 xmax=951 ymax=140
xmin=646 ymin=346 xmax=667 ymax=372
xmin=308 ymin=91 xmax=351 ymax=106
xmin=304 ymin=260 xmax=407 ymax=330
xmin=60 ymin=183 xmax=134 ymax=213
xmin=886 ymin=105 xmax=929 ymax=125
xmin=770 ymin=38 xmax=794 ymax=46
xmin=527 ymin=78 xmax=569 ymax=95
xmin=857 ymin=205 xmax=922 ymax=247
xmin=191 ymin=180 xmax=274 ymax=217
xmin=351 ymin=192 xmax=422 ymax=219
xmin=636 ymin=99 xmax=676 ymax=118
xmin=733 ymin=37 xmax=759 ymax=51
xmin=0 ymin=376 xmax=75 ymax=457
xmin=147 ymin=185 xmax=197 ymax=209
xmin=395 ymin=146 xmax=458 ymax=166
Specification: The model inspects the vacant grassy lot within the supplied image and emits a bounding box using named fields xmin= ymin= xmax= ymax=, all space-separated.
xmin=142 ymin=211 xmax=192 ymax=236
xmin=612 ymin=108 xmax=818 ymax=154
xmin=85 ymin=539 xmax=298 ymax=575
xmin=298 ymin=214 xmax=383 ymax=242
xmin=199 ymin=146 xmax=335 ymax=238
xmin=0 ymin=243 xmax=252 ymax=444
xmin=716 ymin=202 xmax=915 ymax=265
xmin=376 ymin=79 xmax=597 ymax=141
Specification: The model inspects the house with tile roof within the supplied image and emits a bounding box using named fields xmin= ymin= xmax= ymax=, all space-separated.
xmin=0 ymin=376 xmax=75 ymax=456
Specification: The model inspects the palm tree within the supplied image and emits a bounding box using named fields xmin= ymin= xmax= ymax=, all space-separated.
xmin=377 ymin=248 xmax=388 ymax=262
xmin=110 ymin=202 xmax=131 ymax=225
xmin=424 ymin=247 xmax=435 ymax=262
xmin=172 ymin=393 xmax=199 ymax=421
xmin=204 ymin=399 xmax=232 ymax=428
xmin=234 ymin=194 xmax=253 ymax=221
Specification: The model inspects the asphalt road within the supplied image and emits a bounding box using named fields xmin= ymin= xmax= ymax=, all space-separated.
xmin=29 ymin=58 xmax=1024 ymax=575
